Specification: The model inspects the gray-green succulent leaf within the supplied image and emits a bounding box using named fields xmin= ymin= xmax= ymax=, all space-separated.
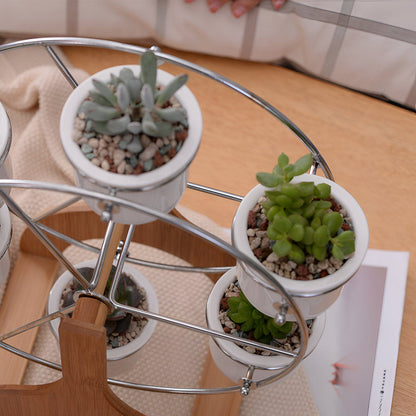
xmin=155 ymin=74 xmax=188 ymax=107
xmin=116 ymin=83 xmax=130 ymax=112
xmin=127 ymin=121 xmax=142 ymax=135
xmin=118 ymin=67 xmax=135 ymax=83
xmin=156 ymin=107 xmax=187 ymax=123
xmin=126 ymin=78 xmax=142 ymax=104
xmin=140 ymin=50 xmax=157 ymax=92
xmin=92 ymin=79 xmax=117 ymax=106
xmin=89 ymin=90 xmax=114 ymax=107
xmin=141 ymin=84 xmax=154 ymax=112
xmin=79 ymin=101 xmax=120 ymax=122
xmin=106 ymin=114 xmax=131 ymax=135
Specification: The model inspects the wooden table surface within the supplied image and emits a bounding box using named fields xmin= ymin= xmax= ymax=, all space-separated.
xmin=60 ymin=43 xmax=415 ymax=415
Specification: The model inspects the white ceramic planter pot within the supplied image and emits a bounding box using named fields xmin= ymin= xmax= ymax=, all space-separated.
xmin=0 ymin=102 xmax=13 ymax=202
xmin=0 ymin=204 xmax=12 ymax=286
xmin=206 ymin=267 xmax=325 ymax=384
xmin=60 ymin=65 xmax=203 ymax=224
xmin=47 ymin=259 xmax=158 ymax=377
xmin=232 ymin=174 xmax=369 ymax=320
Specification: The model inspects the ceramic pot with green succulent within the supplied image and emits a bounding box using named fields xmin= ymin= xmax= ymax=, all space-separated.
xmin=47 ymin=259 xmax=158 ymax=377
xmin=206 ymin=267 xmax=325 ymax=383
xmin=60 ymin=50 xmax=203 ymax=224
xmin=232 ymin=153 xmax=369 ymax=320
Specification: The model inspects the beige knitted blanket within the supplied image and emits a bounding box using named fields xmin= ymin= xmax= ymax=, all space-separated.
xmin=0 ymin=40 xmax=319 ymax=416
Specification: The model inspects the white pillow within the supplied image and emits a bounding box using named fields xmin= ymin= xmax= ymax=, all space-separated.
xmin=1 ymin=0 xmax=415 ymax=109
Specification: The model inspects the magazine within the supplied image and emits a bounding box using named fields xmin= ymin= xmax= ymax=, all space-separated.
xmin=302 ymin=249 xmax=409 ymax=416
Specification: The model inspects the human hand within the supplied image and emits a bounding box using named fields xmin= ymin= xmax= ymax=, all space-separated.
xmin=184 ymin=0 xmax=287 ymax=18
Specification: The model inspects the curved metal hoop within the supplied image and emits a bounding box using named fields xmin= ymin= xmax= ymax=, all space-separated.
xmin=0 ymin=37 xmax=333 ymax=395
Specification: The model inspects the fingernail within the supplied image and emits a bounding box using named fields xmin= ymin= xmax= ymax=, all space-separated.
xmin=232 ymin=4 xmax=248 ymax=18
xmin=209 ymin=0 xmax=223 ymax=13
xmin=272 ymin=0 xmax=285 ymax=10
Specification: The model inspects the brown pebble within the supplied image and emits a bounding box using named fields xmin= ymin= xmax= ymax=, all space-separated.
xmin=253 ymin=247 xmax=272 ymax=261
xmin=224 ymin=326 xmax=231 ymax=333
xmin=220 ymin=297 xmax=229 ymax=311
xmin=320 ymin=270 xmax=329 ymax=278
xmin=175 ymin=130 xmax=188 ymax=142
xmin=153 ymin=151 xmax=164 ymax=168
xmin=168 ymin=147 xmax=177 ymax=158
xmin=259 ymin=218 xmax=268 ymax=231
xmin=341 ymin=223 xmax=351 ymax=231
xmin=247 ymin=210 xmax=257 ymax=228
xmin=296 ymin=264 xmax=309 ymax=276
xmin=133 ymin=164 xmax=144 ymax=175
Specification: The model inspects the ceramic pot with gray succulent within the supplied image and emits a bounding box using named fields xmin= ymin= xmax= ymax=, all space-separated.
xmin=47 ymin=259 xmax=158 ymax=376
xmin=60 ymin=50 xmax=203 ymax=224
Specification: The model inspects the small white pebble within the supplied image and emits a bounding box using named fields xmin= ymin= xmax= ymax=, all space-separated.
xmin=91 ymin=158 xmax=100 ymax=167
xmin=250 ymin=237 xmax=261 ymax=250
xmin=117 ymin=160 xmax=126 ymax=174
xmin=88 ymin=138 xmax=99 ymax=148
xmin=101 ymin=160 xmax=110 ymax=171
xmin=113 ymin=149 xmax=125 ymax=166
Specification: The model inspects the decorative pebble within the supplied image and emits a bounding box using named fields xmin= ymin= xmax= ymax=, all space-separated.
xmin=139 ymin=142 xmax=158 ymax=162
xmin=113 ymin=149 xmax=125 ymax=166
xmin=73 ymin=94 xmax=189 ymax=175
xmin=81 ymin=143 xmax=93 ymax=154
xmin=126 ymin=137 xmax=143 ymax=154
xmin=143 ymin=159 xmax=154 ymax=171
xmin=101 ymin=160 xmax=110 ymax=171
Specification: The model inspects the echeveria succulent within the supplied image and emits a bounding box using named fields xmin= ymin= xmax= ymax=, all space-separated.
xmin=227 ymin=290 xmax=293 ymax=345
xmin=78 ymin=50 xmax=188 ymax=138
xmin=256 ymin=153 xmax=355 ymax=264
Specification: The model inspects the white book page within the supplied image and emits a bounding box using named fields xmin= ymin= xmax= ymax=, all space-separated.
xmin=302 ymin=249 xmax=409 ymax=416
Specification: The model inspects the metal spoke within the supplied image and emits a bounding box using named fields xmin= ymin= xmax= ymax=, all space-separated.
xmin=0 ymin=190 xmax=90 ymax=290
xmin=36 ymin=221 xmax=232 ymax=274
xmin=44 ymin=45 xmax=78 ymax=89
xmin=32 ymin=196 xmax=81 ymax=222
xmin=187 ymin=182 xmax=243 ymax=202
xmin=0 ymin=306 xmax=75 ymax=342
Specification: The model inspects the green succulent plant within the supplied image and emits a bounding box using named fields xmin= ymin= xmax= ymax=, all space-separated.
xmin=78 ymin=50 xmax=188 ymax=138
xmin=227 ymin=290 xmax=293 ymax=345
xmin=255 ymin=153 xmax=355 ymax=264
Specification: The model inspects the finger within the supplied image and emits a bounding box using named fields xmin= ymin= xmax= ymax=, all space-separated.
xmin=208 ymin=0 xmax=232 ymax=13
xmin=272 ymin=0 xmax=286 ymax=10
xmin=231 ymin=0 xmax=262 ymax=18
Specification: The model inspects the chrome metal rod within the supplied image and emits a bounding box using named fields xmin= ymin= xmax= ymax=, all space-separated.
xmin=112 ymin=302 xmax=296 ymax=358
xmin=0 ymin=305 xmax=75 ymax=342
xmin=0 ymin=342 xmax=62 ymax=371
xmin=187 ymin=182 xmax=243 ymax=202
xmin=124 ymin=255 xmax=232 ymax=274
xmin=107 ymin=224 xmax=135 ymax=301
xmin=0 ymin=189 xmax=90 ymax=290
xmin=108 ymin=379 xmax=240 ymax=395
xmin=36 ymin=221 xmax=231 ymax=274
xmin=0 ymin=340 xmax=241 ymax=394
xmin=44 ymin=45 xmax=78 ymax=88
xmin=32 ymin=195 xmax=81 ymax=222
xmin=89 ymin=221 xmax=116 ymax=290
